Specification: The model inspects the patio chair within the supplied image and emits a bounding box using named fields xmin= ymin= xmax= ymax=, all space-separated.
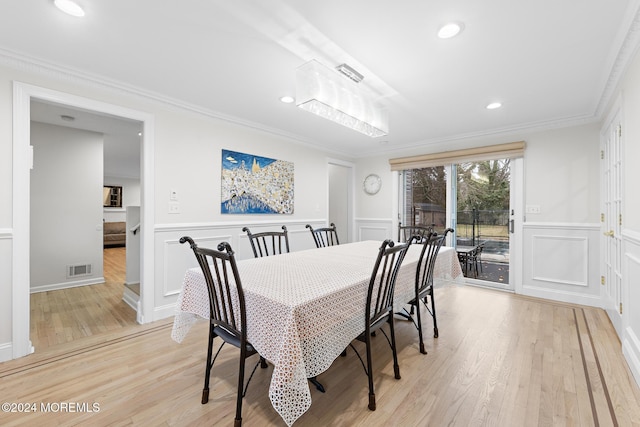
xmin=469 ymin=242 xmax=485 ymax=278
xmin=180 ymin=236 xmax=267 ymax=427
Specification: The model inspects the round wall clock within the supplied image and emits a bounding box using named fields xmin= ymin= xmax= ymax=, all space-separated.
xmin=363 ymin=173 xmax=382 ymax=195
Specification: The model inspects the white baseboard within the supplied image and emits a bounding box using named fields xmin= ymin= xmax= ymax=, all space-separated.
xmin=521 ymin=285 xmax=602 ymax=307
xmin=30 ymin=277 xmax=106 ymax=293
xmin=0 ymin=341 xmax=13 ymax=363
xmin=154 ymin=303 xmax=178 ymax=322
xmin=122 ymin=287 xmax=139 ymax=312
xmin=623 ymin=328 xmax=640 ymax=387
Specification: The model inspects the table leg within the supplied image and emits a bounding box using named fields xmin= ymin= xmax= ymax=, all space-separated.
xmin=308 ymin=377 xmax=325 ymax=393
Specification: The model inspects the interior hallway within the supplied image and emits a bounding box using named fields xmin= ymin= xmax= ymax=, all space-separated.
xmin=29 ymin=247 xmax=137 ymax=352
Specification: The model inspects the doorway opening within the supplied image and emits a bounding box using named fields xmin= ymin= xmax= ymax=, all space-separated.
xmin=328 ymin=159 xmax=355 ymax=244
xmin=28 ymin=100 xmax=142 ymax=351
xmin=12 ymin=82 xmax=155 ymax=359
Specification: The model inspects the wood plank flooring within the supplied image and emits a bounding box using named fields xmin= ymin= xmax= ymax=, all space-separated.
xmin=4 ymin=284 xmax=640 ymax=426
xmin=29 ymin=247 xmax=137 ymax=351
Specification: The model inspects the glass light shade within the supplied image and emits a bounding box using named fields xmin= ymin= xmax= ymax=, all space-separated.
xmin=296 ymin=60 xmax=388 ymax=137
xmin=54 ymin=0 xmax=85 ymax=17
xmin=438 ymin=23 xmax=463 ymax=39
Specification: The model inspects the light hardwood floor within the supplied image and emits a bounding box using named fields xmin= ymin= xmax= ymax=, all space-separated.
xmin=29 ymin=247 xmax=138 ymax=351
xmin=5 ymin=283 xmax=640 ymax=426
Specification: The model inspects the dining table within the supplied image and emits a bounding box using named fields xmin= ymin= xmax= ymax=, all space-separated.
xmin=171 ymin=240 xmax=464 ymax=426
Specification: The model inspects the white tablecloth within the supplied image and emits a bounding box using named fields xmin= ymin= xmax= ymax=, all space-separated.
xmin=172 ymin=241 xmax=462 ymax=426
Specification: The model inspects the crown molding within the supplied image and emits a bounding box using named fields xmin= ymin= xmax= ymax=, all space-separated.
xmin=364 ymin=113 xmax=600 ymax=159
xmin=595 ymin=0 xmax=640 ymax=117
xmin=0 ymin=47 xmax=355 ymax=159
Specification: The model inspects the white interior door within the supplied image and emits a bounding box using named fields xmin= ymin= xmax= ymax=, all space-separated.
xmin=328 ymin=160 xmax=353 ymax=244
xmin=601 ymin=114 xmax=623 ymax=335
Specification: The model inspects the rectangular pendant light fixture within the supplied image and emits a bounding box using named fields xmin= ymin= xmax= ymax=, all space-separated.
xmin=296 ymin=60 xmax=388 ymax=138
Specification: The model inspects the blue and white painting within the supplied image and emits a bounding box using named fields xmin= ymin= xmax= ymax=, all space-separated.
xmin=221 ymin=149 xmax=294 ymax=214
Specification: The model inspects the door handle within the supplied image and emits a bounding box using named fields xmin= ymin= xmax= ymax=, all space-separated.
xmin=604 ymin=230 xmax=614 ymax=237
xmin=509 ymin=219 xmax=514 ymax=233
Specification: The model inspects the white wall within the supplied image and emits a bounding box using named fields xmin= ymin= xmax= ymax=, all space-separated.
xmin=355 ymin=122 xmax=601 ymax=306
xmin=354 ymin=156 xmax=397 ymax=241
xmin=520 ymin=123 xmax=601 ymax=305
xmin=523 ymin=124 xmax=600 ymax=223
xmin=30 ymin=122 xmax=104 ymax=291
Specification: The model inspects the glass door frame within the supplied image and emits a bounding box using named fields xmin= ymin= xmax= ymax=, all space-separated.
xmin=397 ymin=158 xmax=522 ymax=292
xmin=451 ymin=159 xmax=521 ymax=291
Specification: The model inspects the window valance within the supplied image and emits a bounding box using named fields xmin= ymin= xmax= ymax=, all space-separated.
xmin=389 ymin=141 xmax=525 ymax=171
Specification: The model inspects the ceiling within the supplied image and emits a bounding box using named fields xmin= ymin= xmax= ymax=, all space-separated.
xmin=3 ymin=1 xmax=640 ymax=158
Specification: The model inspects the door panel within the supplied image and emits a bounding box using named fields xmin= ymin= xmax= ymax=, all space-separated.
xmin=602 ymin=116 xmax=623 ymax=334
xmin=454 ymin=159 xmax=514 ymax=290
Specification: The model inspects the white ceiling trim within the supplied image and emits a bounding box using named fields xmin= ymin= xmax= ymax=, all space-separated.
xmin=0 ymin=47 xmax=357 ymax=158
xmin=371 ymin=114 xmax=601 ymax=158
xmin=595 ymin=0 xmax=640 ymax=117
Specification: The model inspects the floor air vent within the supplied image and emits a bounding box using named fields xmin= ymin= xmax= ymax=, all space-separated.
xmin=67 ymin=263 xmax=92 ymax=278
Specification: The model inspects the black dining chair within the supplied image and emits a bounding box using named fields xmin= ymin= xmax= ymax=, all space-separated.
xmin=242 ymin=225 xmax=290 ymax=257
xmin=401 ymin=228 xmax=452 ymax=353
xmin=348 ymin=238 xmax=414 ymax=411
xmin=397 ymin=222 xmax=433 ymax=243
xmin=180 ymin=236 xmax=267 ymax=427
xmin=305 ymin=223 xmax=340 ymax=248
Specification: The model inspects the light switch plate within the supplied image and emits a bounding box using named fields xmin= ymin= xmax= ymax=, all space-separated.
xmin=526 ymin=205 xmax=541 ymax=214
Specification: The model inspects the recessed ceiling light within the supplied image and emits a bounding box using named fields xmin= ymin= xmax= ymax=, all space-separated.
xmin=54 ymin=0 xmax=85 ymax=17
xmin=438 ymin=22 xmax=464 ymax=39
xmin=280 ymin=96 xmax=295 ymax=104
xmin=486 ymin=102 xmax=502 ymax=110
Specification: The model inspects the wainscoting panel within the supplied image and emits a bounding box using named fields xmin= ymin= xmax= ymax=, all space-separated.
xmin=531 ymin=235 xmax=589 ymax=286
xmin=161 ymin=233 xmax=233 ymax=298
xmin=355 ymin=218 xmax=393 ymax=242
xmin=623 ymin=232 xmax=640 ymax=385
xmin=0 ymin=229 xmax=13 ymax=362
xmin=522 ymin=223 xmax=600 ymax=306
xmin=152 ymin=220 xmax=326 ymax=320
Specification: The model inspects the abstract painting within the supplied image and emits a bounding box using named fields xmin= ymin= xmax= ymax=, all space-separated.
xmin=221 ymin=149 xmax=294 ymax=214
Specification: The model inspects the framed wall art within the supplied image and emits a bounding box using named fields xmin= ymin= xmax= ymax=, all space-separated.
xmin=221 ymin=149 xmax=294 ymax=214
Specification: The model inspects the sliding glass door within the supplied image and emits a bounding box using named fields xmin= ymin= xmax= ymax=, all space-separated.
xmin=455 ymin=160 xmax=511 ymax=286
xmin=400 ymin=158 xmax=518 ymax=290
